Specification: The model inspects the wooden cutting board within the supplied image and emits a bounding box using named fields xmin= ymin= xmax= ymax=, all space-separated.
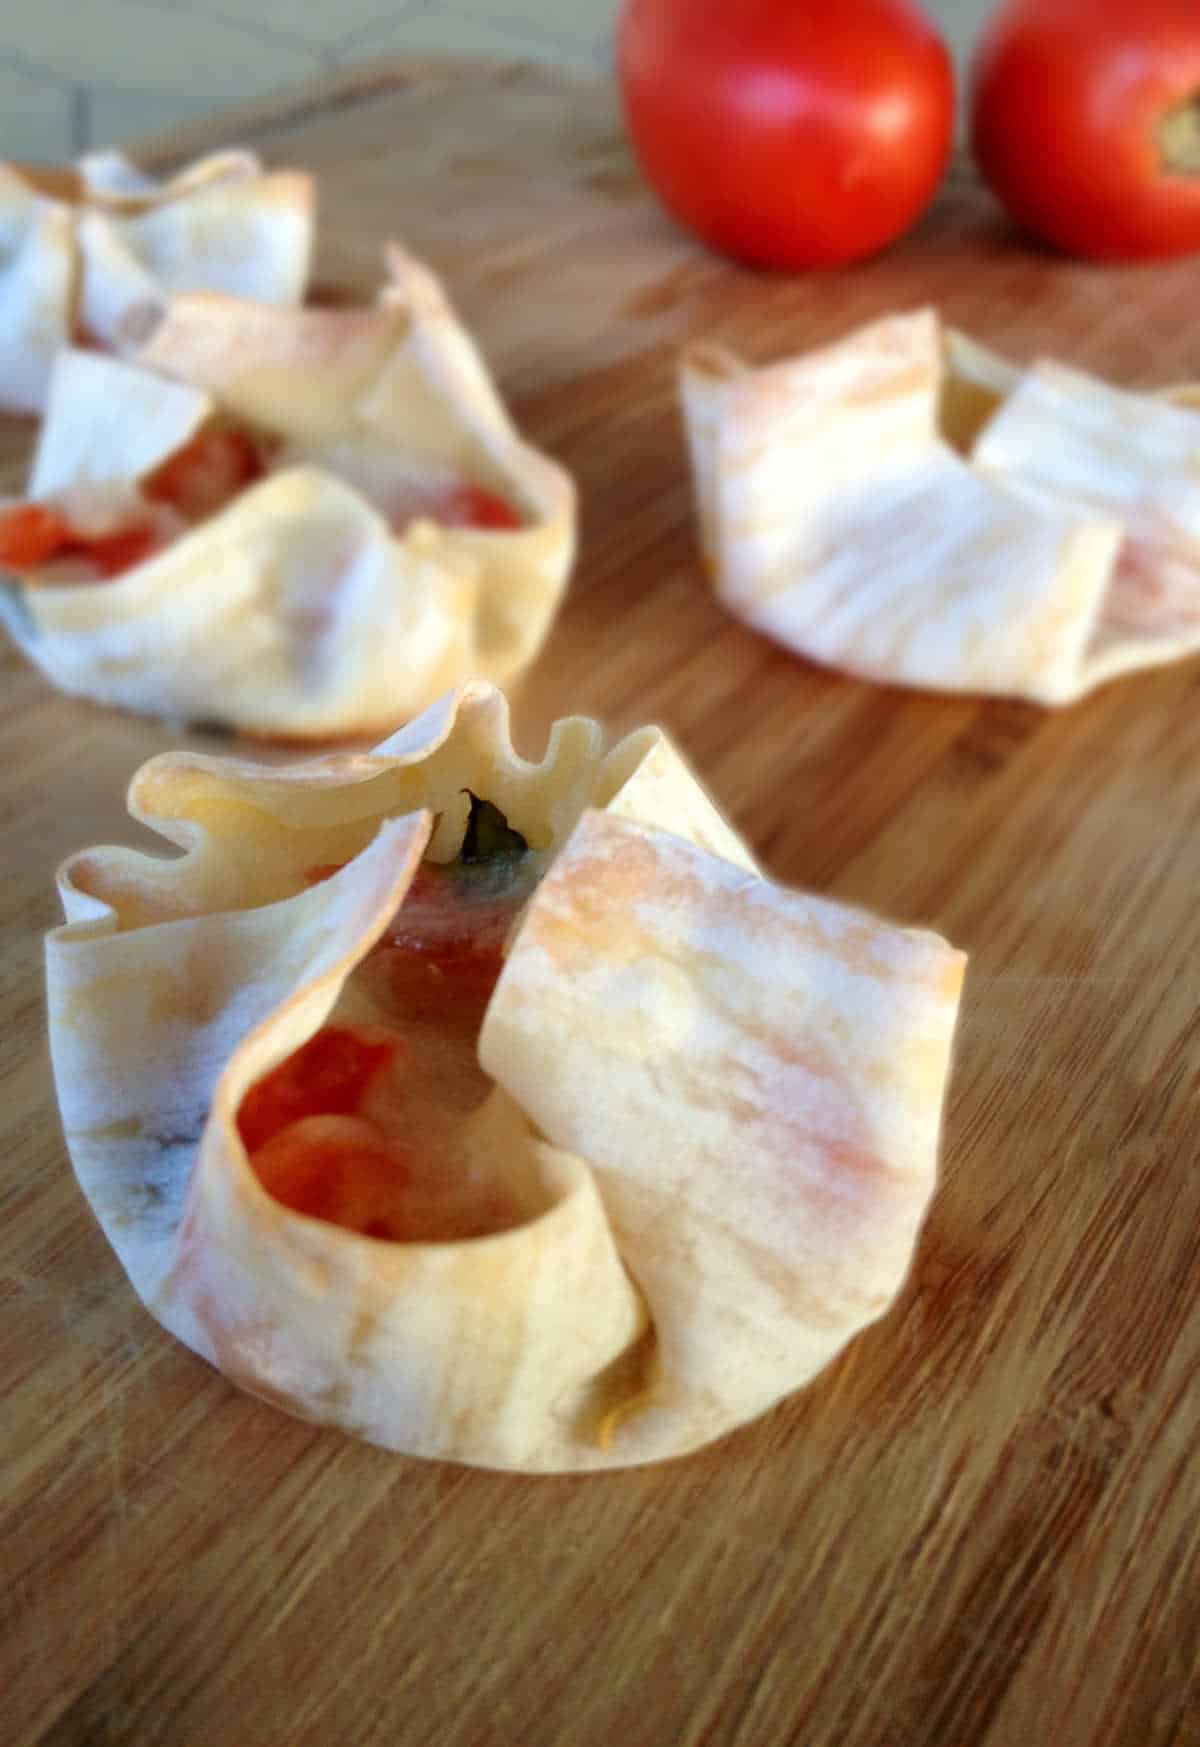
xmin=3 ymin=59 xmax=1199 ymax=1747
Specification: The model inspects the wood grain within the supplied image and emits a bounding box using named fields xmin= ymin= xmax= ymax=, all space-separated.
xmin=3 ymin=58 xmax=1200 ymax=1747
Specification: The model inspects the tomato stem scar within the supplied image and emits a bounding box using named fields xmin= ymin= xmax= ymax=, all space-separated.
xmin=1159 ymin=92 xmax=1200 ymax=175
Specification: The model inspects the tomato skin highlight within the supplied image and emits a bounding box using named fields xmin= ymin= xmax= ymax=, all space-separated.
xmin=971 ymin=0 xmax=1200 ymax=261
xmin=243 ymin=833 xmax=533 ymax=1242
xmin=616 ymin=0 xmax=954 ymax=270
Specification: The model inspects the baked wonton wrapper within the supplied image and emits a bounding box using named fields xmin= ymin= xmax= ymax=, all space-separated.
xmin=0 ymin=148 xmax=312 ymax=413
xmin=681 ymin=309 xmax=1200 ymax=705
xmin=46 ymin=682 xmax=964 ymax=1472
xmin=0 ymin=250 xmax=575 ymax=738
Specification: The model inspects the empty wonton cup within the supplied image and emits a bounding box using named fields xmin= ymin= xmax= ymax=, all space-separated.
xmin=46 ymin=682 xmax=965 ymax=1472
xmin=0 ymin=250 xmax=575 ymax=738
xmin=681 ymin=309 xmax=1200 ymax=705
xmin=0 ymin=148 xmax=312 ymax=413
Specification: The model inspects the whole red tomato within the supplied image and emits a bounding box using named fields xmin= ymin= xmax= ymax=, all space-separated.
xmin=616 ymin=0 xmax=955 ymax=270
xmin=971 ymin=0 xmax=1200 ymax=261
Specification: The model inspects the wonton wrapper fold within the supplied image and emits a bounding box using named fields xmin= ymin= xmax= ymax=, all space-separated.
xmin=47 ymin=682 xmax=963 ymax=1471
xmin=0 ymin=148 xmax=311 ymax=412
xmin=1 ymin=250 xmax=575 ymax=738
xmin=681 ymin=309 xmax=1200 ymax=705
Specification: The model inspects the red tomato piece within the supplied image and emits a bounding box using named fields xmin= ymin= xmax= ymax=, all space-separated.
xmin=250 ymin=1112 xmax=520 ymax=1242
xmin=385 ymin=862 xmax=515 ymax=952
xmin=431 ymin=484 xmax=522 ymax=531
xmin=308 ymin=861 xmax=516 ymax=961
xmin=971 ymin=0 xmax=1200 ymax=261
xmin=303 ymin=861 xmax=516 ymax=1026
xmin=83 ymin=523 xmax=162 ymax=577
xmin=0 ymin=504 xmax=73 ymax=569
xmin=237 ymin=1025 xmax=399 ymax=1155
xmin=144 ymin=425 xmax=265 ymax=521
xmin=374 ymin=938 xmax=506 ymax=1030
xmin=616 ymin=0 xmax=954 ymax=269
xmin=249 ymin=1113 xmax=414 ymax=1237
xmin=0 ymin=504 xmax=159 ymax=578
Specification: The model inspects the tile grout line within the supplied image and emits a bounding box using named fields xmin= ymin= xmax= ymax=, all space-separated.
xmin=0 ymin=1 xmax=602 ymax=159
xmin=163 ymin=1 xmax=350 ymax=57
xmin=71 ymin=87 xmax=92 ymax=156
xmin=332 ymin=7 xmax=590 ymax=61
xmin=0 ymin=44 xmax=74 ymax=89
xmin=83 ymin=0 xmax=334 ymax=61
xmin=415 ymin=2 xmax=594 ymax=63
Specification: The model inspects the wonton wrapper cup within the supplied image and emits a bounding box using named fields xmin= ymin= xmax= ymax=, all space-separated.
xmin=0 ymin=148 xmax=311 ymax=413
xmin=47 ymin=683 xmax=964 ymax=1472
xmin=681 ymin=309 xmax=1200 ymax=706
xmin=0 ymin=250 xmax=575 ymax=738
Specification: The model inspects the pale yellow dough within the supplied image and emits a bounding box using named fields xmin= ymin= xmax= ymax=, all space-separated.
xmin=0 ymin=148 xmax=312 ymax=413
xmin=0 ymin=251 xmax=576 ymax=738
xmin=47 ymin=682 xmax=964 ymax=1472
xmin=681 ymin=309 xmax=1200 ymax=704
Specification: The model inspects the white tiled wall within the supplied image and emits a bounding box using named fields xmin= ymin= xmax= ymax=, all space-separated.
xmin=0 ymin=0 xmax=993 ymax=163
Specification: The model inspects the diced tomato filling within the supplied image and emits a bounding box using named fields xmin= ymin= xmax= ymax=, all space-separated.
xmin=241 ymin=851 xmax=531 ymax=1242
xmin=237 ymin=1024 xmax=398 ymax=1155
xmin=0 ymin=505 xmax=74 ymax=569
xmin=250 ymin=1114 xmax=414 ymax=1238
xmin=373 ymin=934 xmax=505 ymax=1032
xmin=239 ymin=1006 xmax=519 ymax=1242
xmin=398 ymin=483 xmax=522 ymax=534
xmin=0 ymin=502 xmax=161 ymax=578
xmin=378 ymin=863 xmax=512 ymax=1023
xmin=83 ymin=523 xmax=163 ymax=577
xmin=240 ymin=1025 xmax=452 ymax=1240
xmin=2 ymin=441 xmax=514 ymax=585
xmin=0 ymin=424 xmax=265 ymax=583
xmin=144 ymin=425 xmax=265 ymax=521
xmin=304 ymin=858 xmax=513 ymax=1026
xmin=248 ymin=1112 xmax=516 ymax=1242
xmin=384 ymin=862 xmax=518 ymax=956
